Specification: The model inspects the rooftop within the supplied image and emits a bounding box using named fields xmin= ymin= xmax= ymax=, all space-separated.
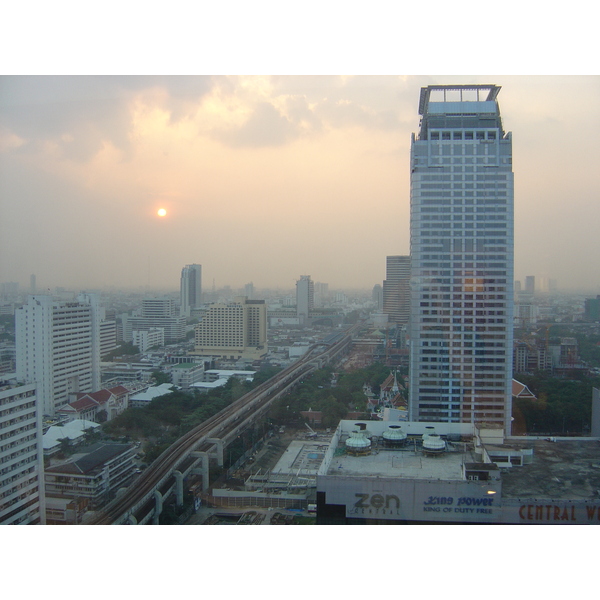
xmin=46 ymin=443 xmax=132 ymax=475
xmin=501 ymin=438 xmax=600 ymax=500
xmin=327 ymin=441 xmax=476 ymax=480
xmin=419 ymin=84 xmax=501 ymax=115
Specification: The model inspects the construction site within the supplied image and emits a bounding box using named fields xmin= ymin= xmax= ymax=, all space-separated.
xmin=189 ymin=424 xmax=330 ymax=523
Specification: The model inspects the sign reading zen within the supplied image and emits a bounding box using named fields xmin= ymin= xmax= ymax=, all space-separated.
xmin=348 ymin=493 xmax=401 ymax=517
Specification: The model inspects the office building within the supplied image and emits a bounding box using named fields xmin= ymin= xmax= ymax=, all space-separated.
xmin=0 ymin=381 xmax=45 ymax=524
xmin=382 ymin=255 xmax=411 ymax=326
xmin=180 ymin=264 xmax=202 ymax=317
xmin=409 ymin=85 xmax=514 ymax=432
xmin=296 ymin=276 xmax=314 ymax=325
xmin=194 ymin=296 xmax=267 ymax=361
xmin=372 ymin=284 xmax=383 ymax=311
xmin=16 ymin=295 xmax=102 ymax=416
xmin=585 ymin=296 xmax=600 ymax=322
xmin=123 ymin=297 xmax=185 ymax=344
xmin=99 ymin=318 xmax=117 ymax=358
xmin=525 ymin=275 xmax=535 ymax=295
xmin=314 ymin=282 xmax=329 ymax=307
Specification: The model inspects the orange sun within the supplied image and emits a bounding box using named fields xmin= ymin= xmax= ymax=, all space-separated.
xmin=157 ymin=208 xmax=167 ymax=217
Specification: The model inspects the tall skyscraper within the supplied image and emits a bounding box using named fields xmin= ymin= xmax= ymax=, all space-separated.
xmin=180 ymin=264 xmax=202 ymax=317
xmin=16 ymin=295 xmax=101 ymax=416
xmin=296 ymin=275 xmax=314 ymax=325
xmin=383 ymin=255 xmax=411 ymax=325
xmin=409 ymin=85 xmax=514 ymax=432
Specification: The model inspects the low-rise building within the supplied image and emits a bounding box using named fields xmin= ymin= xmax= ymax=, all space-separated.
xmin=42 ymin=419 xmax=101 ymax=455
xmin=44 ymin=442 xmax=136 ymax=510
xmin=129 ymin=383 xmax=175 ymax=408
xmin=170 ymin=362 xmax=204 ymax=389
xmin=56 ymin=386 xmax=129 ymax=423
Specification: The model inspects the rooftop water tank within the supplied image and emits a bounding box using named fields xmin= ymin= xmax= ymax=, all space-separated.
xmin=345 ymin=430 xmax=372 ymax=456
xmin=422 ymin=426 xmax=436 ymax=443
xmin=382 ymin=425 xmax=407 ymax=447
xmin=422 ymin=433 xmax=446 ymax=456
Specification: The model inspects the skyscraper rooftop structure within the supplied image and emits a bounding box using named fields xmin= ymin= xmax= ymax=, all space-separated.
xmin=409 ymin=84 xmax=514 ymax=432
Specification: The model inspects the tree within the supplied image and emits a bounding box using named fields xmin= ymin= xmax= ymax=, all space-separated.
xmin=102 ymin=342 xmax=139 ymax=361
xmin=58 ymin=436 xmax=71 ymax=455
xmin=320 ymin=396 xmax=348 ymax=428
xmin=152 ymin=370 xmax=172 ymax=385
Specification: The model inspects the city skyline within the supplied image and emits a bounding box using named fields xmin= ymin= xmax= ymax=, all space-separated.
xmin=1 ymin=75 xmax=599 ymax=293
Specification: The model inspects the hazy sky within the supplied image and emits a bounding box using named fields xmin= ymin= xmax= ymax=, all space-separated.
xmin=1 ymin=75 xmax=599 ymax=293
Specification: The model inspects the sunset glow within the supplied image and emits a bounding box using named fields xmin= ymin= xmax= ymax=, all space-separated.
xmin=1 ymin=75 xmax=599 ymax=291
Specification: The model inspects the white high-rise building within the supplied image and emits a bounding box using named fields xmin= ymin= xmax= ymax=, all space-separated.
xmin=0 ymin=381 xmax=45 ymax=524
xmin=409 ymin=85 xmax=514 ymax=432
xmin=180 ymin=264 xmax=202 ymax=317
xmin=16 ymin=295 xmax=101 ymax=416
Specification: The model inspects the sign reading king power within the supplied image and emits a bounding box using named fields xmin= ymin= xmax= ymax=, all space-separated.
xmin=318 ymin=475 xmax=600 ymax=524
xmin=319 ymin=476 xmax=502 ymax=523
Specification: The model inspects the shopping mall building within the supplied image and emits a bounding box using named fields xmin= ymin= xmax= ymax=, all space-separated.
xmin=316 ymin=420 xmax=600 ymax=525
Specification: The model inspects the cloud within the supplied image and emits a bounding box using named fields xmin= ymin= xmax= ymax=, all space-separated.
xmin=212 ymin=101 xmax=295 ymax=147
xmin=0 ymin=75 xmax=214 ymax=162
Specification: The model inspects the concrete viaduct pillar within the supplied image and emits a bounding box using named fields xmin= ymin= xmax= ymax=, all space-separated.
xmin=191 ymin=451 xmax=210 ymax=491
xmin=174 ymin=470 xmax=184 ymax=506
xmin=207 ymin=438 xmax=224 ymax=466
xmin=153 ymin=490 xmax=163 ymax=525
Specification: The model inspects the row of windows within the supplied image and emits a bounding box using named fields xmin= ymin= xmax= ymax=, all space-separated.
xmin=429 ymin=130 xmax=499 ymax=141
xmin=0 ymin=391 xmax=35 ymax=407
xmin=0 ymin=401 xmax=36 ymax=419
xmin=0 ymin=420 xmax=36 ymax=443
xmin=0 ymin=474 xmax=38 ymax=500
xmin=421 ymin=172 xmax=509 ymax=181
xmin=418 ymin=157 xmax=509 ymax=165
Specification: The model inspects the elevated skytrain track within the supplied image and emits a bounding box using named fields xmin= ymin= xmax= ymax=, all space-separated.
xmin=88 ymin=325 xmax=359 ymax=524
